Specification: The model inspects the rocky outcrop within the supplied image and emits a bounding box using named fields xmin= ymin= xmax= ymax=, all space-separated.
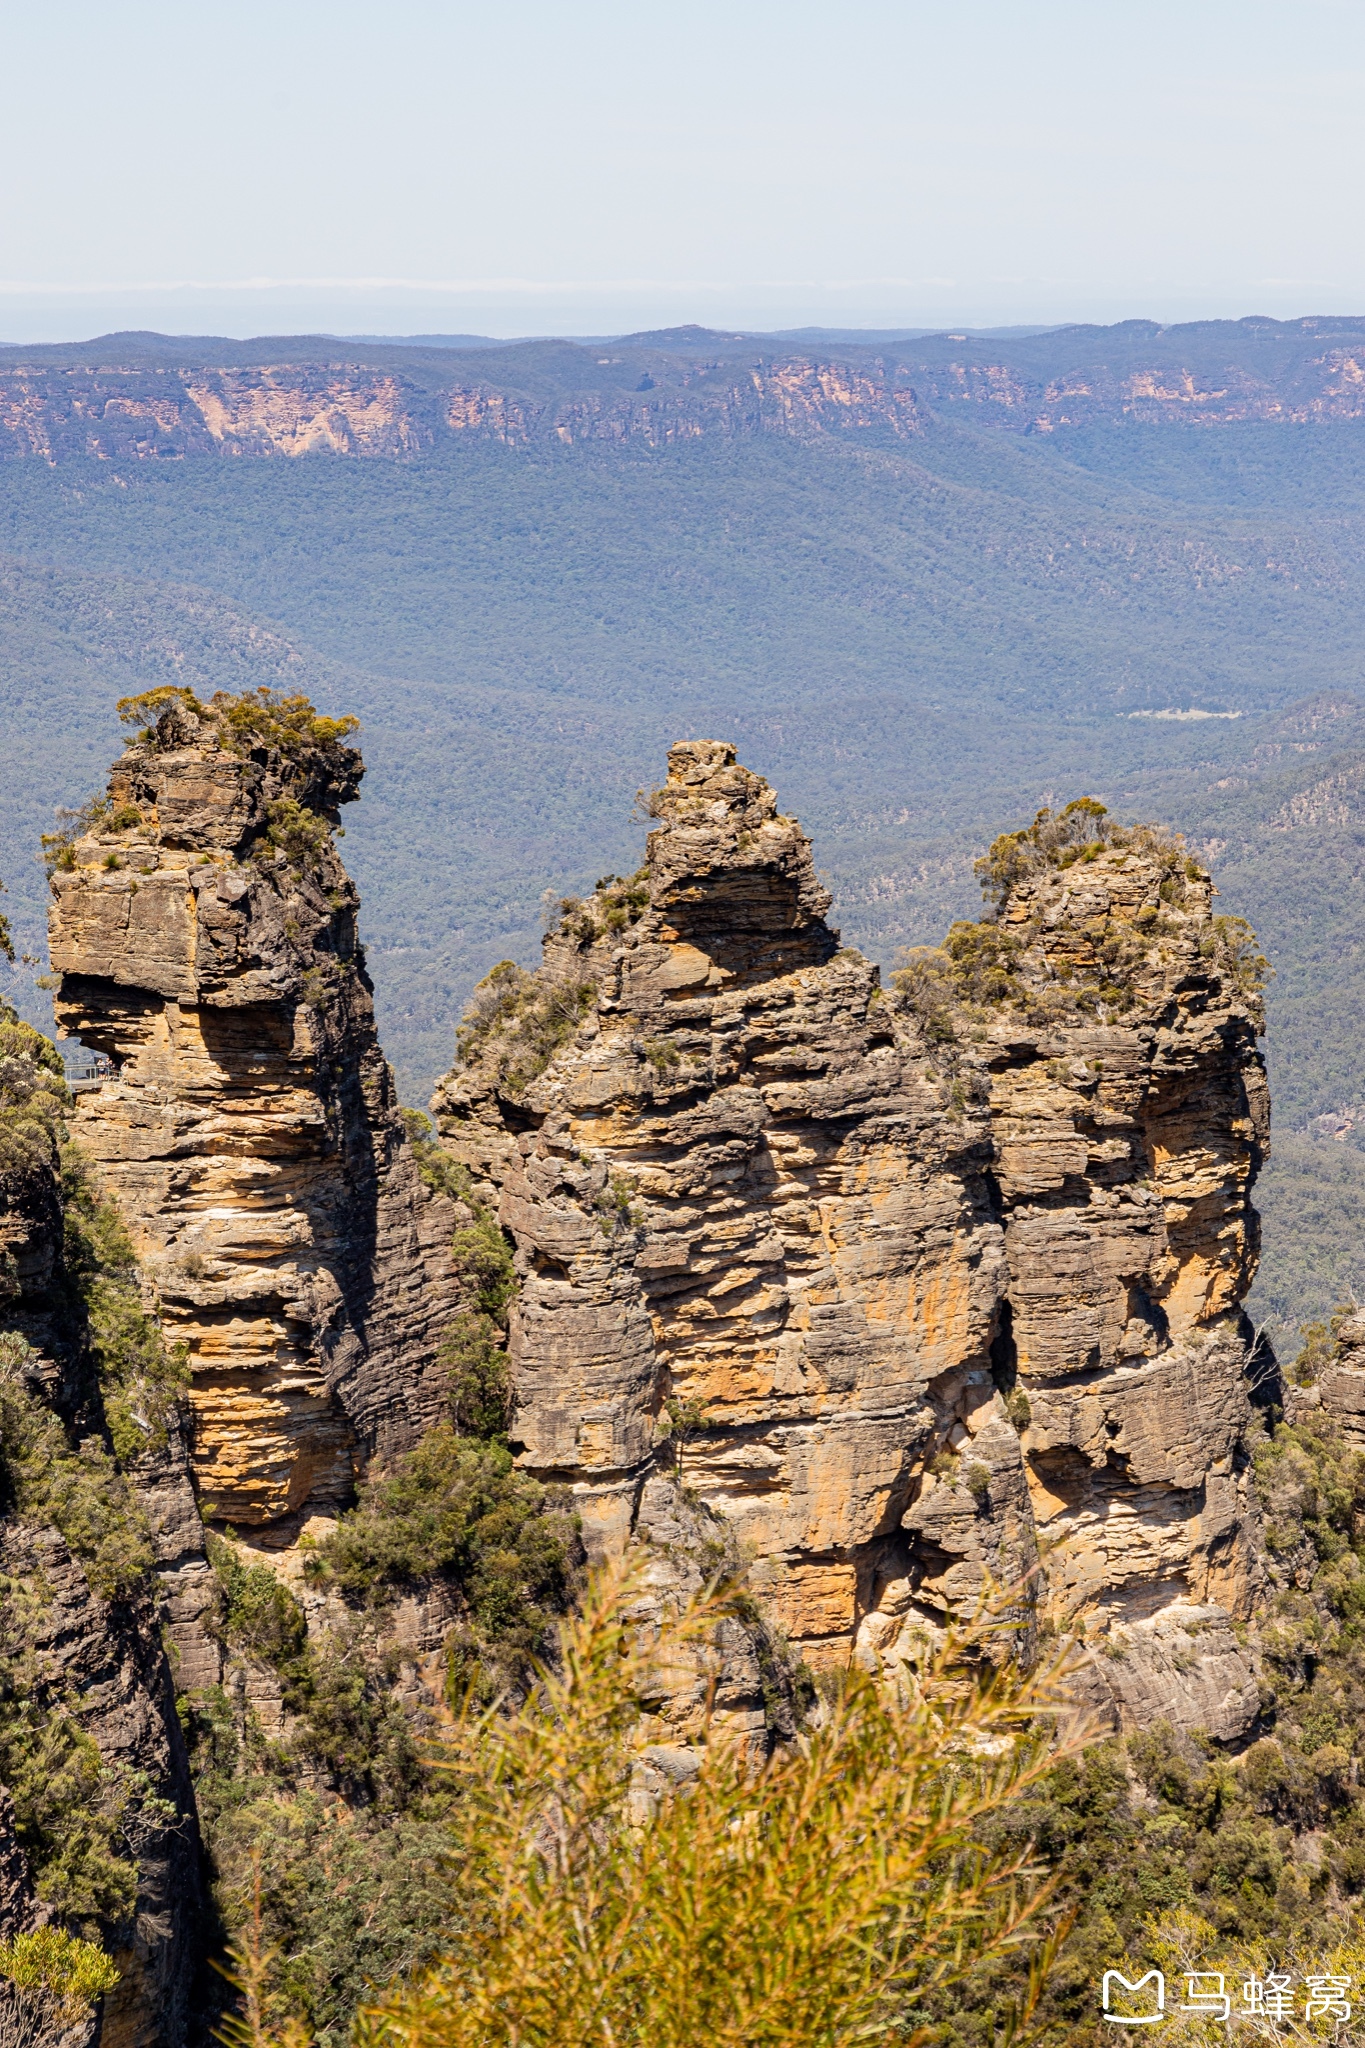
xmin=432 ymin=744 xmax=1270 ymax=1736
xmin=443 ymin=357 xmax=924 ymax=447
xmin=1286 ymin=1311 xmax=1365 ymax=1442
xmin=48 ymin=690 xmax=465 ymax=1526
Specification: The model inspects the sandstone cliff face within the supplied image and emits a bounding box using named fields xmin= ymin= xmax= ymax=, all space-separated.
xmin=10 ymin=323 xmax=1365 ymax=462
xmin=48 ymin=694 xmax=464 ymax=1527
xmin=0 ymin=356 xmax=921 ymax=459
xmin=432 ymin=745 xmax=1270 ymax=1736
xmin=1287 ymin=1312 xmax=1365 ymax=1442
xmin=443 ymin=357 xmax=924 ymax=447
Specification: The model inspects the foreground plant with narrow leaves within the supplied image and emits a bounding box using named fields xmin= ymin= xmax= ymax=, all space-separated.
xmin=338 ymin=1560 xmax=1084 ymax=2048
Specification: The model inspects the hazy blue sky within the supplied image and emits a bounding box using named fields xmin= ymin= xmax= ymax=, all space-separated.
xmin=4 ymin=0 xmax=1365 ymax=340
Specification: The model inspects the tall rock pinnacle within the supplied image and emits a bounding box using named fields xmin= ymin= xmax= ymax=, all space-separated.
xmin=48 ymin=687 xmax=462 ymax=1526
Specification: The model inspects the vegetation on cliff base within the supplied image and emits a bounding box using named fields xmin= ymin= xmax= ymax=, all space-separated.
xmin=60 ymin=1144 xmax=190 ymax=1464
xmin=0 ymin=1020 xmax=190 ymax=1957
xmin=0 ymin=1562 xmax=140 ymax=1930
xmin=353 ymin=1560 xmax=1076 ymax=2048
xmin=189 ymin=1426 xmax=579 ymax=2045
xmin=438 ymin=1312 xmax=512 ymax=1440
xmin=0 ymin=1004 xmax=67 ymax=1188
xmin=301 ymin=1428 xmax=575 ymax=1664
xmin=198 ymin=1388 xmax=1365 ymax=2048
xmin=399 ymin=1110 xmax=517 ymax=1437
xmin=0 ymin=1335 xmax=153 ymax=1602
xmin=929 ymin=1323 xmax=1365 ymax=2046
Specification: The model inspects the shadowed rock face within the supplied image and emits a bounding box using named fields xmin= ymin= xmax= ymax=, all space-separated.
xmin=0 ymin=1008 xmax=204 ymax=2048
xmin=433 ymin=741 xmax=1270 ymax=1736
xmin=48 ymin=699 xmax=463 ymax=1525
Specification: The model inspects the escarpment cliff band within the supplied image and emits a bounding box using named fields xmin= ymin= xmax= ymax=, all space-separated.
xmin=432 ymin=744 xmax=1271 ymax=1736
xmin=9 ymin=316 xmax=1365 ymax=460
xmin=47 ymin=689 xmax=464 ymax=1525
xmin=0 ymin=356 xmax=923 ymax=460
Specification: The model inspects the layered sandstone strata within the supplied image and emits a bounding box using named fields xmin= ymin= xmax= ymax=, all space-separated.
xmin=433 ymin=743 xmax=1270 ymax=1735
xmin=48 ymin=692 xmax=463 ymax=1525
xmin=10 ymin=326 xmax=1365 ymax=464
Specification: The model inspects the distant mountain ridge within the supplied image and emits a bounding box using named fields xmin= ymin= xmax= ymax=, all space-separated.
xmin=7 ymin=315 xmax=1365 ymax=458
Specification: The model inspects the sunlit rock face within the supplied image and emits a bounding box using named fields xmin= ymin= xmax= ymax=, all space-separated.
xmin=49 ymin=695 xmax=463 ymax=1525
xmin=433 ymin=741 xmax=1270 ymax=1736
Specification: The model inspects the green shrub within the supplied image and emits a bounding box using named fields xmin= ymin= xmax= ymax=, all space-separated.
xmin=210 ymin=686 xmax=359 ymax=763
xmin=116 ymin=684 xmax=207 ymax=737
xmin=399 ymin=1111 xmax=480 ymax=1205
xmin=1203 ymin=911 xmax=1272 ymax=1014
xmin=451 ymin=1216 xmax=517 ymax=1319
xmin=201 ymin=1786 xmax=457 ymax=2048
xmin=0 ymin=1345 xmax=153 ymax=1601
xmin=658 ymin=1395 xmax=708 ymax=1486
xmin=942 ymin=919 xmax=1026 ymax=1002
xmin=116 ymin=684 xmax=360 ymax=766
xmin=454 ymin=961 xmax=597 ymax=1098
xmin=207 ymin=1534 xmax=310 ymax=1700
xmin=889 ymin=947 xmax=957 ymax=1040
xmin=358 ymin=1560 xmax=1077 ymax=2048
xmin=896 ymin=799 xmax=1271 ymax=1042
xmin=253 ymin=794 xmax=333 ymax=871
xmin=0 ymin=1574 xmax=140 ymax=1928
xmin=398 ymin=1116 xmax=517 ymax=1431
xmin=61 ymin=1145 xmax=190 ymax=1460
xmin=974 ymin=797 xmax=1165 ymax=907
xmin=301 ymin=1428 xmax=575 ymax=1656
xmin=440 ymin=1314 xmax=511 ymax=1440
xmin=0 ymin=1006 xmax=68 ymax=1183
xmin=291 ymin=1628 xmax=425 ymax=1807
xmin=594 ymin=1174 xmax=641 ymax=1235
xmin=1259 ymin=1450 xmax=1365 ymax=1579
xmin=402 ymin=1119 xmax=518 ymax=1325
xmin=0 ymin=1925 xmax=120 ymax=2021
xmin=40 ymin=795 xmax=110 ymax=876
xmin=300 ymin=961 xmax=343 ymax=1011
